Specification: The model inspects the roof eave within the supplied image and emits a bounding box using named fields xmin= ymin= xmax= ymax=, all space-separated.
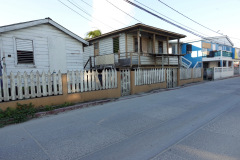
xmin=0 ymin=18 xmax=89 ymax=45
xmin=87 ymin=23 xmax=186 ymax=42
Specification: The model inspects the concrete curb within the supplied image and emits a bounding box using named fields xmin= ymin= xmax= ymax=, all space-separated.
xmin=34 ymin=75 xmax=240 ymax=118
xmin=34 ymin=99 xmax=114 ymax=118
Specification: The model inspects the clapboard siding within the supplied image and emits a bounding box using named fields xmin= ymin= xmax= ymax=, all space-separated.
xmin=0 ymin=24 xmax=84 ymax=75
xmin=83 ymin=33 xmax=125 ymax=69
xmin=127 ymin=33 xmax=134 ymax=52
xmin=97 ymin=33 xmax=125 ymax=55
xmin=83 ymin=45 xmax=94 ymax=70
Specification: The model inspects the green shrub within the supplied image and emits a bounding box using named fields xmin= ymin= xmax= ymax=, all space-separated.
xmin=44 ymin=105 xmax=54 ymax=111
xmin=0 ymin=103 xmax=36 ymax=126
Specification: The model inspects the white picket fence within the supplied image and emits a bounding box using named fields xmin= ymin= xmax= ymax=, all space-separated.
xmin=135 ymin=68 xmax=165 ymax=86
xmin=67 ymin=69 xmax=117 ymax=93
xmin=193 ymin=68 xmax=202 ymax=78
xmin=0 ymin=71 xmax=62 ymax=102
xmin=180 ymin=68 xmax=192 ymax=80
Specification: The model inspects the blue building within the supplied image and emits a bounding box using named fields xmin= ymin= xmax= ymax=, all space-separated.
xmin=181 ymin=36 xmax=234 ymax=69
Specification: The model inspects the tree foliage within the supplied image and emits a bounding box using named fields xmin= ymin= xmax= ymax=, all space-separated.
xmin=85 ymin=29 xmax=102 ymax=40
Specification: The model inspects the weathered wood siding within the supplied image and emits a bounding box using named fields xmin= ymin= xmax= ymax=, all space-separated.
xmin=0 ymin=24 xmax=83 ymax=75
xmin=83 ymin=45 xmax=94 ymax=70
xmin=83 ymin=33 xmax=125 ymax=68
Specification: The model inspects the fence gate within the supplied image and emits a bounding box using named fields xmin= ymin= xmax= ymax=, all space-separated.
xmin=166 ymin=68 xmax=177 ymax=88
xmin=120 ymin=69 xmax=130 ymax=96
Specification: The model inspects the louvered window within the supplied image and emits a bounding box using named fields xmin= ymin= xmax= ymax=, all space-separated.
xmin=16 ymin=39 xmax=34 ymax=64
xmin=113 ymin=37 xmax=119 ymax=53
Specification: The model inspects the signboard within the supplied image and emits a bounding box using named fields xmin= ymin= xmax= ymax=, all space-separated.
xmin=202 ymin=42 xmax=211 ymax=49
xmin=235 ymin=48 xmax=240 ymax=59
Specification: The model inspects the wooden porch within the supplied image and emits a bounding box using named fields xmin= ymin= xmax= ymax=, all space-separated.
xmin=85 ymin=52 xmax=183 ymax=70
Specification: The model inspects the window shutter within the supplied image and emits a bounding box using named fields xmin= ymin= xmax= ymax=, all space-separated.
xmin=16 ymin=39 xmax=33 ymax=52
xmin=16 ymin=39 xmax=34 ymax=64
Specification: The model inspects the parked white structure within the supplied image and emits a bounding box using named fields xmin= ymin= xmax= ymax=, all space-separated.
xmin=213 ymin=67 xmax=234 ymax=80
xmin=0 ymin=18 xmax=88 ymax=75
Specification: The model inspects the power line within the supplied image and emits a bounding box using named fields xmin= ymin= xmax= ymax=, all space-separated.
xmin=106 ymin=0 xmax=142 ymax=23
xmin=78 ymin=0 xmax=128 ymax=26
xmin=58 ymin=0 xmax=92 ymax=22
xmin=157 ymin=0 xmax=223 ymax=36
xmin=134 ymin=0 xmax=210 ymax=37
xmin=67 ymin=0 xmax=114 ymax=30
xmin=123 ymin=0 xmax=205 ymax=39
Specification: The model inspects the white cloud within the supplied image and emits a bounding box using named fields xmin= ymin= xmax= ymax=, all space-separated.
xmin=90 ymin=0 xmax=134 ymax=33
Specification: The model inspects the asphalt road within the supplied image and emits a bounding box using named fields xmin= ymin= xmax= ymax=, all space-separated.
xmin=1 ymin=77 xmax=240 ymax=160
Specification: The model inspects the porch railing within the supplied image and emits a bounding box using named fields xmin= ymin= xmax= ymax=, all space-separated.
xmin=88 ymin=52 xmax=180 ymax=69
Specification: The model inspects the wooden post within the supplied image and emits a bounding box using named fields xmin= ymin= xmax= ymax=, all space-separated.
xmin=167 ymin=37 xmax=169 ymax=67
xmin=118 ymin=50 xmax=120 ymax=60
xmin=153 ymin=34 xmax=156 ymax=54
xmin=167 ymin=37 xmax=169 ymax=54
xmin=137 ymin=30 xmax=141 ymax=67
xmin=162 ymin=55 xmax=164 ymax=69
xmin=125 ymin=33 xmax=128 ymax=58
xmin=177 ymin=38 xmax=180 ymax=55
xmin=130 ymin=53 xmax=133 ymax=68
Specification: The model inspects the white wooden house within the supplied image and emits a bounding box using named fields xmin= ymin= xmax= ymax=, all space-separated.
xmin=0 ymin=18 xmax=88 ymax=75
xmin=83 ymin=23 xmax=186 ymax=70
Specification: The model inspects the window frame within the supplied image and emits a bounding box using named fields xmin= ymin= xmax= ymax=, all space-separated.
xmin=112 ymin=36 xmax=120 ymax=53
xmin=186 ymin=44 xmax=192 ymax=54
xmin=13 ymin=37 xmax=36 ymax=67
xmin=133 ymin=37 xmax=142 ymax=53
xmin=158 ymin=41 xmax=163 ymax=54
xmin=93 ymin=41 xmax=99 ymax=56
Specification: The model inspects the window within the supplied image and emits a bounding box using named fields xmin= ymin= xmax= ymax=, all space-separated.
xmin=113 ymin=37 xmax=119 ymax=53
xmin=218 ymin=45 xmax=222 ymax=51
xmin=134 ymin=38 xmax=142 ymax=52
xmin=186 ymin=44 xmax=192 ymax=53
xmin=212 ymin=44 xmax=216 ymax=50
xmin=16 ymin=39 xmax=34 ymax=64
xmin=226 ymin=46 xmax=231 ymax=52
xmin=94 ymin=42 xmax=99 ymax=56
xmin=172 ymin=44 xmax=176 ymax=54
xmin=158 ymin=41 xmax=163 ymax=54
xmin=94 ymin=42 xmax=98 ymax=50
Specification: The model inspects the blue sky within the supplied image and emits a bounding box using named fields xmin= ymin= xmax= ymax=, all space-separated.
xmin=1 ymin=0 xmax=240 ymax=47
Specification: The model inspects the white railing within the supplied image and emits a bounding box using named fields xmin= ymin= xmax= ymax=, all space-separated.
xmin=0 ymin=71 xmax=62 ymax=102
xmin=67 ymin=69 xmax=117 ymax=93
xmin=135 ymin=68 xmax=165 ymax=86
xmin=181 ymin=57 xmax=192 ymax=68
xmin=193 ymin=61 xmax=202 ymax=68
xmin=213 ymin=67 xmax=234 ymax=80
xmin=180 ymin=68 xmax=192 ymax=80
xmin=193 ymin=68 xmax=202 ymax=78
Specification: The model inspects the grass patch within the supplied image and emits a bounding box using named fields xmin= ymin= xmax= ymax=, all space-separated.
xmin=0 ymin=102 xmax=74 ymax=127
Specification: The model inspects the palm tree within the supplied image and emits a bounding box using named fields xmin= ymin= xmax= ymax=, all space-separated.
xmin=85 ymin=29 xmax=102 ymax=40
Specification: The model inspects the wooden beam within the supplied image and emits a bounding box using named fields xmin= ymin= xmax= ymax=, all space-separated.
xmin=125 ymin=33 xmax=128 ymax=58
xmin=167 ymin=37 xmax=169 ymax=54
xmin=137 ymin=30 xmax=141 ymax=67
xmin=153 ymin=34 xmax=156 ymax=54
xmin=140 ymin=29 xmax=179 ymax=39
xmin=167 ymin=37 xmax=169 ymax=67
xmin=177 ymin=39 xmax=180 ymax=55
